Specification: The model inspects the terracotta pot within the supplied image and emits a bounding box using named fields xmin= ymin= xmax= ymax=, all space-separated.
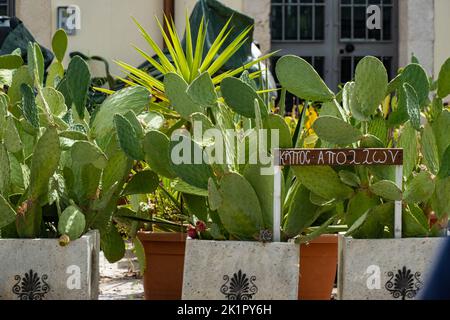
xmin=298 ymin=234 xmax=338 ymax=300
xmin=137 ymin=232 xmax=186 ymax=300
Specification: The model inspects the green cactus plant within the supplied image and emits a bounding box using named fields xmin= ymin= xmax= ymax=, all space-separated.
xmin=58 ymin=205 xmax=86 ymax=242
xmin=0 ymin=30 xmax=161 ymax=263
xmin=354 ymin=56 xmax=388 ymax=118
xmin=275 ymin=55 xmax=334 ymax=102
xmin=212 ymin=172 xmax=265 ymax=240
xmin=275 ymin=54 xmax=450 ymax=239
xmin=221 ymin=76 xmax=267 ymax=118
xmin=437 ymin=58 xmax=450 ymax=99
xmin=109 ymin=16 xmax=450 ymax=244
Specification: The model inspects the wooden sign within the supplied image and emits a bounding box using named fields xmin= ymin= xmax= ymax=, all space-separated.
xmin=276 ymin=148 xmax=403 ymax=166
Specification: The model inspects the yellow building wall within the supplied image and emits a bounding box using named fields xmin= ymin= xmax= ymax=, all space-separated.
xmin=434 ymin=0 xmax=450 ymax=80
xmin=51 ymin=0 xmax=165 ymax=76
xmin=17 ymin=0 xmax=165 ymax=76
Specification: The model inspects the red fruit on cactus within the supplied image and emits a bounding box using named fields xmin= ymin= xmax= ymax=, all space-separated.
xmin=195 ymin=220 xmax=207 ymax=233
xmin=187 ymin=225 xmax=197 ymax=239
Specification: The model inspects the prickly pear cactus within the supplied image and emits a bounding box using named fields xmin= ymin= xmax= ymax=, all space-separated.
xmin=0 ymin=30 xmax=158 ymax=263
xmin=276 ymin=54 xmax=450 ymax=239
xmin=164 ymin=72 xmax=204 ymax=119
xmin=58 ymin=205 xmax=86 ymax=241
xmin=354 ymin=56 xmax=388 ymax=117
xmin=213 ymin=172 xmax=265 ymax=240
xmin=276 ymin=55 xmax=334 ymax=102
xmin=221 ymin=76 xmax=267 ymax=118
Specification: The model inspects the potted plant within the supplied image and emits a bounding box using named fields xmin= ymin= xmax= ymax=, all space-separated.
xmin=125 ymin=58 xmax=347 ymax=299
xmin=276 ymin=54 xmax=449 ymax=300
xmin=120 ymin=181 xmax=189 ymax=300
xmin=115 ymin=6 xmax=275 ymax=299
xmin=117 ymin=8 xmax=352 ymax=299
xmin=0 ymin=30 xmax=156 ymax=300
xmin=274 ymin=55 xmax=360 ymax=300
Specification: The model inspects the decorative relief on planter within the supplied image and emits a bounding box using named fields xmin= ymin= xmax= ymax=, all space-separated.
xmin=337 ymin=237 xmax=444 ymax=300
xmin=220 ymin=270 xmax=258 ymax=300
xmin=182 ymin=240 xmax=299 ymax=300
xmin=385 ymin=266 xmax=423 ymax=300
xmin=12 ymin=269 xmax=50 ymax=300
xmin=0 ymin=231 xmax=100 ymax=300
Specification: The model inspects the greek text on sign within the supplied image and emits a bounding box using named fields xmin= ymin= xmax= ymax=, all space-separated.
xmin=277 ymin=148 xmax=403 ymax=166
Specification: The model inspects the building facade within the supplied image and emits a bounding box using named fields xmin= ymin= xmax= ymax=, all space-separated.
xmin=5 ymin=0 xmax=450 ymax=92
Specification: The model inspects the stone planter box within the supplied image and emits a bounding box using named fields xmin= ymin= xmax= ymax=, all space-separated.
xmin=182 ymin=240 xmax=299 ymax=300
xmin=337 ymin=236 xmax=446 ymax=300
xmin=0 ymin=230 xmax=100 ymax=300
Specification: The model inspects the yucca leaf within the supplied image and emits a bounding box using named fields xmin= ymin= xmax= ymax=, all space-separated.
xmin=126 ymin=73 xmax=153 ymax=89
xmin=93 ymin=87 xmax=115 ymax=95
xmin=201 ymin=28 xmax=233 ymax=73
xmin=125 ymin=73 xmax=167 ymax=101
xmin=199 ymin=17 xmax=233 ymax=72
xmin=190 ymin=17 xmax=206 ymax=81
xmin=132 ymin=17 xmax=175 ymax=73
xmin=212 ymin=52 xmax=276 ymax=85
xmin=185 ymin=11 xmax=194 ymax=68
xmin=155 ymin=17 xmax=184 ymax=78
xmin=207 ymin=26 xmax=253 ymax=76
xmin=248 ymin=70 xmax=263 ymax=80
xmin=133 ymin=45 xmax=166 ymax=75
xmin=116 ymin=61 xmax=164 ymax=91
xmin=163 ymin=15 xmax=190 ymax=80
xmin=116 ymin=76 xmax=138 ymax=87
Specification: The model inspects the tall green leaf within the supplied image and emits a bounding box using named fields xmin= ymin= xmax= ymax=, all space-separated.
xmin=276 ymin=55 xmax=334 ymax=102
xmin=313 ymin=116 xmax=363 ymax=145
xmin=437 ymin=57 xmax=450 ymax=98
xmin=52 ymin=29 xmax=68 ymax=62
xmin=293 ymin=166 xmax=354 ymax=200
xmin=221 ymin=77 xmax=267 ymax=118
xmin=398 ymin=121 xmax=418 ymax=179
xmin=143 ymin=130 xmax=176 ymax=178
xmin=400 ymin=63 xmax=430 ymax=107
xmin=20 ymin=84 xmax=40 ymax=129
xmin=29 ymin=127 xmax=60 ymax=199
xmin=27 ymin=43 xmax=44 ymax=85
xmin=402 ymin=83 xmax=421 ymax=130
xmin=422 ymin=123 xmax=440 ymax=175
xmin=67 ymin=56 xmax=91 ymax=119
xmin=114 ymin=114 xmax=144 ymax=160
xmin=91 ymin=86 xmax=150 ymax=148
xmin=354 ymin=56 xmax=388 ymax=117
xmin=164 ymin=73 xmax=203 ymax=120
xmin=216 ymin=172 xmax=264 ymax=240
xmin=169 ymin=133 xmax=213 ymax=190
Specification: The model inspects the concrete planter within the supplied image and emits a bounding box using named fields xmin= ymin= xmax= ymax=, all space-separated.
xmin=337 ymin=236 xmax=446 ymax=300
xmin=182 ymin=240 xmax=300 ymax=300
xmin=0 ymin=230 xmax=100 ymax=300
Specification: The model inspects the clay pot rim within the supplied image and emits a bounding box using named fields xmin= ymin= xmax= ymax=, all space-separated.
xmin=137 ymin=231 xmax=187 ymax=242
xmin=137 ymin=232 xmax=338 ymax=244
xmin=302 ymin=234 xmax=338 ymax=245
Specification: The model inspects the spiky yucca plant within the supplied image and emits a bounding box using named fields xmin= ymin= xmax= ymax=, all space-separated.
xmin=116 ymin=14 xmax=274 ymax=100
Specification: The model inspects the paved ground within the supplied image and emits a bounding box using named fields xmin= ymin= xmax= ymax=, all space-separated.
xmin=99 ymin=250 xmax=144 ymax=300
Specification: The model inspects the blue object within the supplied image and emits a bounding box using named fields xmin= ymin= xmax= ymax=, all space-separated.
xmin=419 ymin=238 xmax=450 ymax=300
